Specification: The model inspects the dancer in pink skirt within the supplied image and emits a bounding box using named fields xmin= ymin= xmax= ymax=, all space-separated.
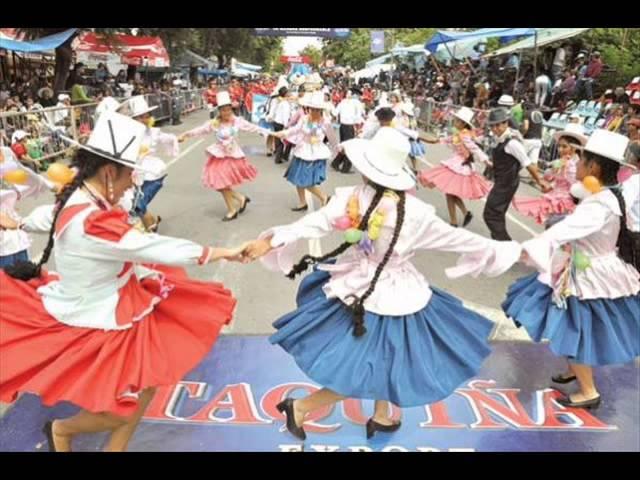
xmin=179 ymin=92 xmax=271 ymax=222
xmin=418 ymin=107 xmax=492 ymax=227
xmin=512 ymin=124 xmax=586 ymax=226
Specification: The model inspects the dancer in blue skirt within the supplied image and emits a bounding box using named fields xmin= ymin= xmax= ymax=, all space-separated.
xmin=270 ymin=91 xmax=339 ymax=212
xmin=244 ymin=127 xmax=522 ymax=440
xmin=503 ymin=129 xmax=640 ymax=409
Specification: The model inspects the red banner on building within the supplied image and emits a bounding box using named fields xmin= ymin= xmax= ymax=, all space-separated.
xmin=280 ymin=56 xmax=311 ymax=64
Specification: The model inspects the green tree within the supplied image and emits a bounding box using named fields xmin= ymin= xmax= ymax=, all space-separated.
xmin=299 ymin=45 xmax=323 ymax=69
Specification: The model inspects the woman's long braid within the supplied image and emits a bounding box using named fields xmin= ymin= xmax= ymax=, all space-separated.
xmin=5 ymin=151 xmax=107 ymax=280
xmin=348 ymin=191 xmax=406 ymax=337
xmin=286 ymin=186 xmax=386 ymax=279
xmin=611 ymin=187 xmax=639 ymax=272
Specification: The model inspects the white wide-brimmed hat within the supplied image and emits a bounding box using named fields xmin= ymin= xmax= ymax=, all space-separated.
xmin=498 ymin=94 xmax=515 ymax=107
xmin=301 ymin=91 xmax=331 ymax=110
xmin=400 ymin=102 xmax=416 ymax=117
xmin=60 ymin=111 xmax=149 ymax=172
xmin=216 ymin=91 xmax=232 ymax=107
xmin=553 ymin=123 xmax=587 ymax=146
xmin=583 ymin=129 xmax=632 ymax=166
xmin=452 ymin=106 xmax=475 ymax=127
xmin=342 ymin=127 xmax=414 ymax=190
xmin=11 ymin=130 xmax=29 ymax=143
xmin=119 ymin=95 xmax=158 ymax=117
xmin=96 ymin=97 xmax=123 ymax=118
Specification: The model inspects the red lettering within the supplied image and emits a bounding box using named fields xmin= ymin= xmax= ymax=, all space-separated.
xmin=420 ymin=402 xmax=465 ymax=429
xmin=190 ymin=383 xmax=270 ymax=424
xmin=534 ymin=389 xmax=617 ymax=430
xmin=342 ymin=399 xmax=402 ymax=425
xmin=261 ymin=382 xmax=340 ymax=433
xmin=143 ymin=381 xmax=207 ymax=420
xmin=457 ymin=380 xmax=536 ymax=429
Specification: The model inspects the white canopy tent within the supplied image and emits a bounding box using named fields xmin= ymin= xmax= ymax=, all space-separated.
xmin=351 ymin=63 xmax=394 ymax=83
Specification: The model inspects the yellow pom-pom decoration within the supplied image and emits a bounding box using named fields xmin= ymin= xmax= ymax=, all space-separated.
xmin=582 ymin=175 xmax=602 ymax=194
xmin=47 ymin=163 xmax=75 ymax=185
xmin=3 ymin=169 xmax=28 ymax=185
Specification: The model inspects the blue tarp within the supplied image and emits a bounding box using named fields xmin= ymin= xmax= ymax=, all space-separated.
xmin=0 ymin=28 xmax=77 ymax=53
xmin=197 ymin=68 xmax=228 ymax=77
xmin=425 ymin=28 xmax=536 ymax=53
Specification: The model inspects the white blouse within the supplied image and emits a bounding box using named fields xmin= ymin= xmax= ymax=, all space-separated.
xmin=20 ymin=188 xmax=214 ymax=331
xmin=522 ymin=188 xmax=640 ymax=300
xmin=260 ymin=184 xmax=522 ymax=316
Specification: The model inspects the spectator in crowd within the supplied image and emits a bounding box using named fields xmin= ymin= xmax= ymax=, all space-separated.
xmin=534 ymin=71 xmax=552 ymax=108
xmin=94 ymin=63 xmax=109 ymax=83
xmin=10 ymin=130 xmax=40 ymax=171
xmin=37 ymin=86 xmax=56 ymax=108
xmin=582 ymin=51 xmax=604 ymax=99
xmin=552 ymin=43 xmax=569 ymax=81
xmin=66 ymin=63 xmax=93 ymax=105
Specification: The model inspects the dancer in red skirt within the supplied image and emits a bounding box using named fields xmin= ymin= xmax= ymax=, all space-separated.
xmin=0 ymin=111 xmax=247 ymax=452
xmin=178 ymin=91 xmax=271 ymax=222
xmin=418 ymin=107 xmax=492 ymax=227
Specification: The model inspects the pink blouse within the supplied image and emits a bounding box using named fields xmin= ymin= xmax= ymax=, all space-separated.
xmin=183 ymin=116 xmax=271 ymax=159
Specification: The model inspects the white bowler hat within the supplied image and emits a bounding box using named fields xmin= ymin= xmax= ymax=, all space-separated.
xmin=119 ymin=95 xmax=158 ymax=117
xmin=498 ymin=94 xmax=515 ymax=107
xmin=301 ymin=91 xmax=332 ymax=110
xmin=216 ymin=91 xmax=232 ymax=107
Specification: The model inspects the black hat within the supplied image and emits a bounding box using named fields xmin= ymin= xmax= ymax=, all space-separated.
xmin=487 ymin=108 xmax=510 ymax=125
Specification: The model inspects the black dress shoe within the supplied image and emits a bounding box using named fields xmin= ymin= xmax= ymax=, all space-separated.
xmin=42 ymin=421 xmax=57 ymax=452
xmin=366 ymin=418 xmax=402 ymax=439
xmin=551 ymin=374 xmax=577 ymax=384
xmin=239 ymin=197 xmax=251 ymax=214
xmin=557 ymin=395 xmax=601 ymax=409
xmin=222 ymin=211 xmax=239 ymax=222
xmin=276 ymin=398 xmax=306 ymax=440
xmin=291 ymin=205 xmax=308 ymax=212
xmin=462 ymin=211 xmax=473 ymax=227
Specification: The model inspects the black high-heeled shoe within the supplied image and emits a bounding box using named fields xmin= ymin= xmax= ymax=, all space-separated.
xmin=222 ymin=211 xmax=239 ymax=222
xmin=551 ymin=373 xmax=577 ymax=384
xmin=462 ymin=212 xmax=473 ymax=227
xmin=557 ymin=394 xmax=601 ymax=410
xmin=239 ymin=197 xmax=251 ymax=214
xmin=42 ymin=421 xmax=57 ymax=452
xmin=291 ymin=205 xmax=308 ymax=212
xmin=276 ymin=398 xmax=306 ymax=441
xmin=366 ymin=418 xmax=402 ymax=439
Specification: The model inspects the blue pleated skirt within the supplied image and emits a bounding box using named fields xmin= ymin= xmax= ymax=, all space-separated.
xmin=409 ymin=139 xmax=426 ymax=158
xmin=269 ymin=267 xmax=495 ymax=407
xmin=503 ymin=273 xmax=640 ymax=366
xmin=284 ymin=157 xmax=327 ymax=188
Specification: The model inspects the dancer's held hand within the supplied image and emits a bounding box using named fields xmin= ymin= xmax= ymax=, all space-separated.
xmin=177 ymin=134 xmax=186 ymax=143
xmin=0 ymin=212 xmax=19 ymax=230
xmin=539 ymin=181 xmax=552 ymax=193
xmin=211 ymin=242 xmax=252 ymax=263
xmin=243 ymin=237 xmax=273 ymax=261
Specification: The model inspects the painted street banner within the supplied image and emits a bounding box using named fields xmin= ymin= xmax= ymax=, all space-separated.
xmin=251 ymin=94 xmax=270 ymax=129
xmin=1 ymin=338 xmax=637 ymax=452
